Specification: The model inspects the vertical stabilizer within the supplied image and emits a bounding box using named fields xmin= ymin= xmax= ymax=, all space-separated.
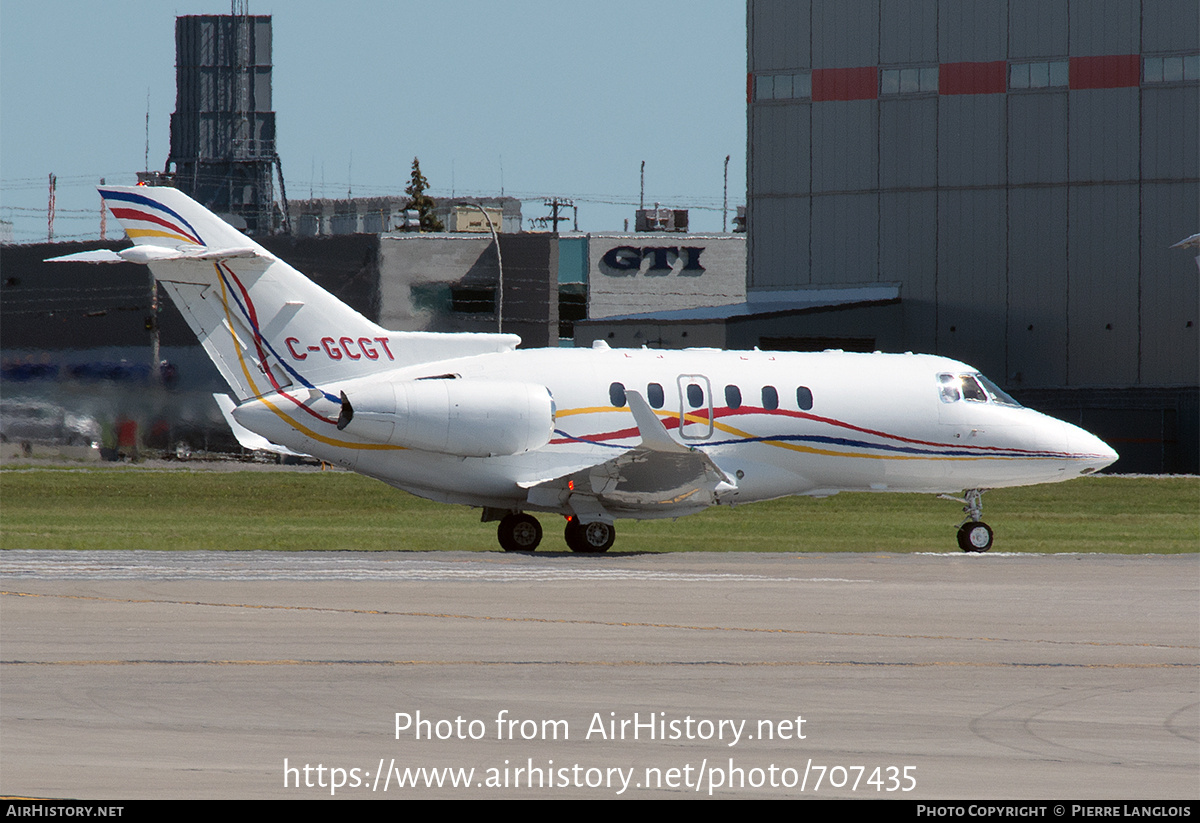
xmin=93 ymin=185 xmax=392 ymax=402
xmin=51 ymin=186 xmax=523 ymax=405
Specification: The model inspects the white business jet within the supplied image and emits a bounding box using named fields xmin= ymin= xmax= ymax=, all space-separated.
xmin=52 ymin=186 xmax=1118 ymax=553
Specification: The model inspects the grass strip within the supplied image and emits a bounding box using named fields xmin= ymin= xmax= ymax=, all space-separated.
xmin=1 ymin=469 xmax=1195 ymax=553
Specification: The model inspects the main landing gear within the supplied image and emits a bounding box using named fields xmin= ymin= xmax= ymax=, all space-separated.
xmin=494 ymin=512 xmax=615 ymax=553
xmin=564 ymin=517 xmax=615 ymax=553
xmin=942 ymin=488 xmax=994 ymax=553
xmin=497 ymin=512 xmax=542 ymax=552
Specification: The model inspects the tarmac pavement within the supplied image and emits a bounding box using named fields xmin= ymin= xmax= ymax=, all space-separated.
xmin=1 ymin=550 xmax=1196 ymax=799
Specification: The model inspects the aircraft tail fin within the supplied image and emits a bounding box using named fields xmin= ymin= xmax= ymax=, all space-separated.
xmin=52 ymin=186 xmax=520 ymax=403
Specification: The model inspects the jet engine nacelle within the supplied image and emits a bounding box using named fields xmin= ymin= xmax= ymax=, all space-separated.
xmin=335 ymin=377 xmax=556 ymax=458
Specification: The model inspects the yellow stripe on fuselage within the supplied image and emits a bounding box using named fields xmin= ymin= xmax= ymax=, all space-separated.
xmin=557 ymin=405 xmax=1018 ymax=463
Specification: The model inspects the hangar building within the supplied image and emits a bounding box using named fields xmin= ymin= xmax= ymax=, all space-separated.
xmin=584 ymin=0 xmax=1198 ymax=473
xmin=748 ymin=0 xmax=1198 ymax=472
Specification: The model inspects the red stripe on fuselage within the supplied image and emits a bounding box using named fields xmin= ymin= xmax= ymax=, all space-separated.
xmin=554 ymin=405 xmax=1055 ymax=457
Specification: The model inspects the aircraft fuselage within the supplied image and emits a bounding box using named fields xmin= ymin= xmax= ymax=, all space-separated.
xmin=233 ymin=345 xmax=1115 ymax=515
xmin=58 ymin=185 xmax=1119 ymax=553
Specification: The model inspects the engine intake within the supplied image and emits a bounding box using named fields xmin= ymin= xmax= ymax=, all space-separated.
xmin=334 ymin=377 xmax=555 ymax=458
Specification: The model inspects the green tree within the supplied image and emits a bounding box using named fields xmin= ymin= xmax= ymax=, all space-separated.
xmin=405 ymin=157 xmax=444 ymax=232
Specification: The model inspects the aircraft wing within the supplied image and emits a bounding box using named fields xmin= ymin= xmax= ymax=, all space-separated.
xmin=524 ymin=391 xmax=735 ymax=518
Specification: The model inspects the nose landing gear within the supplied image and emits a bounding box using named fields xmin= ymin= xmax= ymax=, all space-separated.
xmin=957 ymin=519 xmax=994 ymax=552
xmin=941 ymin=489 xmax=994 ymax=552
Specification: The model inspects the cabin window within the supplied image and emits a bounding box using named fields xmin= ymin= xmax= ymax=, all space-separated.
xmin=761 ymin=385 xmax=778 ymax=410
xmin=725 ymin=385 xmax=742 ymax=410
xmin=647 ymin=382 xmax=664 ymax=409
xmin=686 ymin=383 xmax=704 ymax=408
xmin=609 ymin=382 xmax=626 ymax=407
xmin=796 ymin=386 xmax=813 ymax=410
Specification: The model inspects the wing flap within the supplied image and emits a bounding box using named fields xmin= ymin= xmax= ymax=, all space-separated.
xmin=523 ymin=390 xmax=736 ymax=516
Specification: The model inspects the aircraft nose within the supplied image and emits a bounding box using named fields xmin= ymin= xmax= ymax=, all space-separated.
xmin=1063 ymin=421 xmax=1119 ymax=474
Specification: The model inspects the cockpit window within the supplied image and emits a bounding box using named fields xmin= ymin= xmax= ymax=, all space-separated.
xmin=937 ymin=373 xmax=961 ymax=403
xmin=960 ymin=375 xmax=987 ymax=402
xmin=975 ymin=374 xmax=1022 ymax=407
xmin=937 ymin=372 xmax=1022 ymax=407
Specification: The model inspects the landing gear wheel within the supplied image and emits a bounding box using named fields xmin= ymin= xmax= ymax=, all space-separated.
xmin=564 ymin=519 xmax=615 ymax=553
xmin=498 ymin=513 xmax=542 ymax=552
xmin=957 ymin=521 xmax=993 ymax=553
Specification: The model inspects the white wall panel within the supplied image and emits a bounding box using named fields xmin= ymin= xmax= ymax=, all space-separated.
xmin=938 ymin=95 xmax=1007 ymax=187
xmin=880 ymin=97 xmax=939 ymax=188
xmin=1008 ymin=187 xmax=1069 ymax=387
xmin=1069 ymin=88 xmax=1140 ymax=182
xmin=810 ymin=193 xmax=879 ymax=284
xmin=811 ymin=102 xmax=877 ymax=192
xmin=1140 ymin=181 xmax=1200 ymax=385
xmin=812 ymin=0 xmax=878 ymax=67
xmin=937 ymin=189 xmax=1008 ymax=377
xmin=1008 ymin=0 xmax=1067 ymax=59
xmin=880 ymin=0 xmax=938 ymax=64
xmin=1008 ymin=92 xmax=1068 ymax=184
xmin=1067 ymin=184 xmax=1140 ymax=385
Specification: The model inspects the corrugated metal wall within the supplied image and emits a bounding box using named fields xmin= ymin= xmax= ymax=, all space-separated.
xmin=746 ymin=0 xmax=1199 ymax=393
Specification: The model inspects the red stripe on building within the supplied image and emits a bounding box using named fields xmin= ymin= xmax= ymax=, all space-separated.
xmin=938 ymin=61 xmax=1008 ymax=95
xmin=812 ymin=66 xmax=878 ymax=101
xmin=1070 ymin=54 xmax=1140 ymax=89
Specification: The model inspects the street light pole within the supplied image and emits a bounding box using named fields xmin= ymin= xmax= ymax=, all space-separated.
xmin=723 ymin=155 xmax=730 ymax=232
xmin=457 ymin=202 xmax=504 ymax=333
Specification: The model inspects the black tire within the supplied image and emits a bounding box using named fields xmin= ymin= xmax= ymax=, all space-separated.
xmin=957 ymin=521 xmax=993 ymax=553
xmin=564 ymin=519 xmax=614 ymax=553
xmin=563 ymin=520 xmax=584 ymax=552
xmin=498 ymin=513 xmax=542 ymax=552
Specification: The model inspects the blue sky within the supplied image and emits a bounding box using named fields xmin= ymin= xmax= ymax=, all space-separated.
xmin=1 ymin=1 xmax=748 ymax=243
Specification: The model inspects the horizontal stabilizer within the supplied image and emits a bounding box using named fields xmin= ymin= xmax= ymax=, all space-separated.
xmin=48 ymin=245 xmax=265 ymax=265
xmin=45 ymin=249 xmax=126 ymax=263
